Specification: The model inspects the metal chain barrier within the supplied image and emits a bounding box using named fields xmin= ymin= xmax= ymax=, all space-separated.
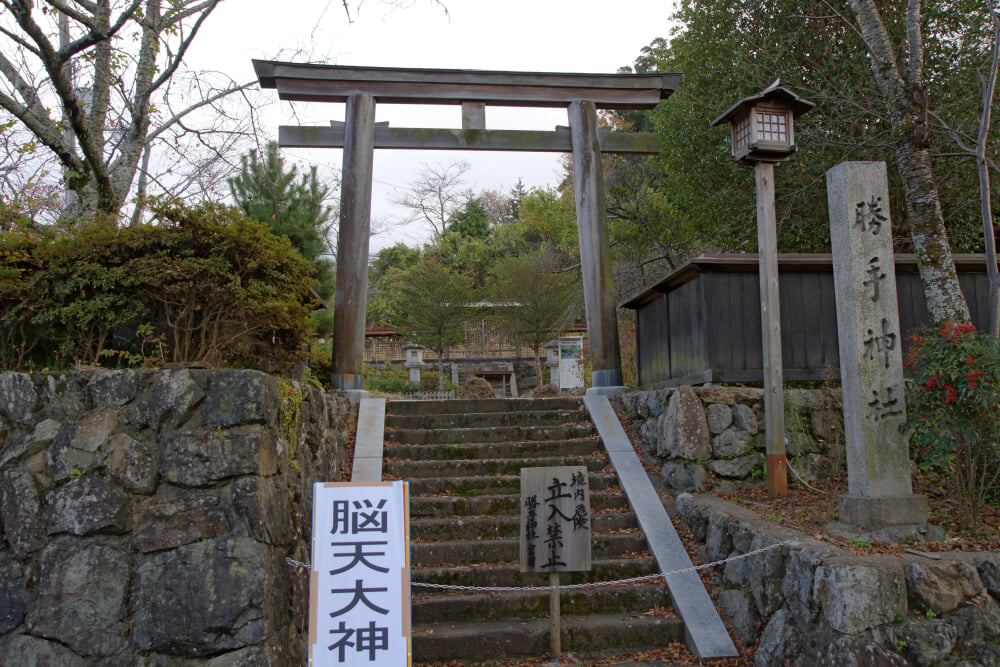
xmin=288 ymin=541 xmax=796 ymax=593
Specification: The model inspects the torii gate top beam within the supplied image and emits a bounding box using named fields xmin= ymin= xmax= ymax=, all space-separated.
xmin=252 ymin=60 xmax=680 ymax=110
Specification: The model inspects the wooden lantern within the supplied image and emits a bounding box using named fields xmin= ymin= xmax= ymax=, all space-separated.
xmin=711 ymin=78 xmax=814 ymax=165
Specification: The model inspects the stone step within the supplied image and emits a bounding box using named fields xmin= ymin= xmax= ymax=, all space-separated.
xmin=384 ymin=438 xmax=602 ymax=462
xmin=386 ymin=408 xmax=587 ymax=430
xmin=387 ymin=423 xmax=597 ymax=445
xmin=411 ymin=613 xmax=684 ymax=663
xmin=410 ymin=492 xmax=629 ymax=519
xmin=412 ymin=557 xmax=661 ymax=588
xmin=387 ymin=397 xmax=582 ymax=416
xmin=411 ymin=511 xmax=637 ymax=541
xmin=412 ymin=582 xmax=668 ymax=623
xmin=407 ymin=472 xmax=620 ymax=497
xmin=411 ymin=533 xmax=648 ymax=567
xmin=385 ymin=454 xmax=609 ymax=479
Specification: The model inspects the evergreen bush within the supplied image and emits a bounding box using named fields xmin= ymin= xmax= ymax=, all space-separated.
xmin=0 ymin=201 xmax=315 ymax=372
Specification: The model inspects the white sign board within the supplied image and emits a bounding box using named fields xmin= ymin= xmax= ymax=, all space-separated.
xmin=558 ymin=337 xmax=585 ymax=390
xmin=310 ymin=481 xmax=411 ymax=666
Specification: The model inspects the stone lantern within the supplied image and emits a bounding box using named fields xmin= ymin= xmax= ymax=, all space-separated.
xmin=711 ymin=78 xmax=814 ymax=165
xmin=404 ymin=344 xmax=426 ymax=385
xmin=543 ymin=340 xmax=560 ymax=389
xmin=711 ymin=79 xmax=814 ymax=499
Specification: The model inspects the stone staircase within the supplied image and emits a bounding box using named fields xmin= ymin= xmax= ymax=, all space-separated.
xmin=382 ymin=397 xmax=685 ymax=663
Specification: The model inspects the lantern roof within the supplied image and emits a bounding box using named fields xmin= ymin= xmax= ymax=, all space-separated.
xmin=710 ymin=78 xmax=815 ymax=128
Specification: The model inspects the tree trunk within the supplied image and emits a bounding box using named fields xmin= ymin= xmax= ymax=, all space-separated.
xmin=438 ymin=353 xmax=446 ymax=393
xmin=980 ymin=0 xmax=1000 ymax=335
xmin=848 ymin=0 xmax=972 ymax=326
xmin=895 ymin=137 xmax=972 ymax=326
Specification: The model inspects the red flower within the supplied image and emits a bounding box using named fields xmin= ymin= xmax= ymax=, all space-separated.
xmin=958 ymin=323 xmax=977 ymax=334
xmin=966 ymin=356 xmax=975 ymax=365
xmin=925 ymin=376 xmax=939 ymax=392
xmin=967 ymin=371 xmax=979 ymax=390
xmin=944 ymin=383 xmax=958 ymax=403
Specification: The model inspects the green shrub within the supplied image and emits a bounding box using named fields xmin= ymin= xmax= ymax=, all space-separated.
xmin=903 ymin=323 xmax=1000 ymax=530
xmin=308 ymin=344 xmax=333 ymax=386
xmin=311 ymin=308 xmax=334 ymax=339
xmin=0 ymin=201 xmax=316 ymax=372
xmin=365 ymin=375 xmax=421 ymax=395
xmin=419 ymin=370 xmax=460 ymax=394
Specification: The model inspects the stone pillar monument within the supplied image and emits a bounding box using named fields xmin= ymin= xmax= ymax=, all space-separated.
xmin=826 ymin=161 xmax=928 ymax=538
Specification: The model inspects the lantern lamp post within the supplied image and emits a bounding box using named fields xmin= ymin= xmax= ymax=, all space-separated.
xmin=712 ymin=79 xmax=814 ymax=498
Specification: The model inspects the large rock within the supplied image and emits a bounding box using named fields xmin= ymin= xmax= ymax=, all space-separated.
xmin=31 ymin=419 xmax=61 ymax=449
xmin=202 ymin=370 xmax=279 ymax=428
xmin=103 ymin=432 xmax=158 ymax=494
xmin=893 ymin=617 xmax=958 ymax=667
xmin=705 ymin=403 xmax=733 ymax=434
xmin=149 ymin=369 xmax=205 ymax=431
xmin=51 ymin=407 xmax=118 ymax=475
xmin=46 ymin=474 xmax=131 ymax=536
xmin=754 ymin=608 xmax=793 ymax=667
xmin=713 ymin=429 xmax=753 ymax=458
xmin=161 ymin=425 xmax=278 ymax=487
xmin=661 ymin=461 xmax=709 ymax=496
xmin=0 ymin=470 xmax=46 ymax=558
xmin=942 ymin=595 xmax=1000 ymax=652
xmin=696 ymin=386 xmax=763 ymax=405
xmin=133 ymin=537 xmax=269 ymax=656
xmin=732 ymin=403 xmax=759 ymax=434
xmin=793 ymin=629 xmax=908 ymax=667
xmin=718 ymin=588 xmax=759 ymax=647
xmin=783 ymin=544 xmax=845 ymax=626
xmin=38 ymin=372 xmax=88 ymax=420
xmin=27 ymin=540 xmax=129 ymax=656
xmin=904 ymin=556 xmax=985 ymax=616
xmin=69 ymin=407 xmax=117 ymax=454
xmin=978 ymin=554 xmax=1000 ymax=597
xmin=87 ymin=368 xmax=141 ymax=407
xmin=813 ymin=556 xmax=906 ymax=634
xmin=657 ymin=385 xmax=711 ymax=460
xmin=0 ymin=373 xmax=36 ymax=423
xmin=646 ymin=390 xmax=666 ymax=418
xmin=747 ymin=534 xmax=788 ymax=619
xmin=0 ymin=634 xmax=86 ymax=667
xmin=709 ymin=452 xmax=765 ymax=479
xmin=0 ymin=419 xmax=57 ymax=469
xmin=810 ymin=408 xmax=843 ymax=443
xmin=43 ymin=421 xmax=80 ymax=482
xmin=0 ymin=559 xmax=25 ymax=633
xmin=133 ymin=494 xmax=231 ymax=553
xmin=232 ymin=476 xmax=294 ymax=546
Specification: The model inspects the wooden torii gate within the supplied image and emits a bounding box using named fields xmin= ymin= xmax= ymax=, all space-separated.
xmin=253 ymin=61 xmax=681 ymax=392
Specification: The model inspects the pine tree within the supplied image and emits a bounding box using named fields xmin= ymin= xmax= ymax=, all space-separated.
xmin=229 ymin=142 xmax=336 ymax=300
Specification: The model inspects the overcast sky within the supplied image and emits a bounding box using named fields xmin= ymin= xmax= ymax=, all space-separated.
xmin=188 ymin=0 xmax=678 ymax=251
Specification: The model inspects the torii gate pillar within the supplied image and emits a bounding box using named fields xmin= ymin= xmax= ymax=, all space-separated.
xmin=331 ymin=94 xmax=376 ymax=392
xmin=571 ymin=101 xmax=623 ymax=387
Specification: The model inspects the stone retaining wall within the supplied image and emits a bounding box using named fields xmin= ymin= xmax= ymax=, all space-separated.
xmin=0 ymin=369 xmax=353 ymax=666
xmin=618 ymin=386 xmax=844 ymax=495
xmin=676 ymin=493 xmax=1000 ymax=666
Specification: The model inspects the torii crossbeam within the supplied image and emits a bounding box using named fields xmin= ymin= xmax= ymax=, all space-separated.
xmin=253 ymin=60 xmax=681 ymax=392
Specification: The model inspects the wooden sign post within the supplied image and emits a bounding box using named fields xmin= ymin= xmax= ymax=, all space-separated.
xmin=520 ymin=466 xmax=591 ymax=658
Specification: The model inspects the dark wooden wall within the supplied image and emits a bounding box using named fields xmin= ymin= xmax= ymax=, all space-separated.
xmin=627 ymin=255 xmax=996 ymax=388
